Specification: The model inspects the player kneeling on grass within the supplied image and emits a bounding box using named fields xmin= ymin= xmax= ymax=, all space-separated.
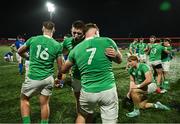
xmin=126 ymin=55 xmax=170 ymax=118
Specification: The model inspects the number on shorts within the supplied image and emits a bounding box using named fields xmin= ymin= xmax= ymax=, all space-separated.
xmin=86 ymin=48 xmax=96 ymax=65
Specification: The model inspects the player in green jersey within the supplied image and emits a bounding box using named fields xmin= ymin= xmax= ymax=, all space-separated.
xmin=126 ymin=55 xmax=170 ymax=118
xmin=18 ymin=21 xmax=63 ymax=124
xmin=61 ymin=23 xmax=122 ymax=123
xmin=62 ymin=20 xmax=85 ymax=57
xmin=128 ymin=38 xmax=138 ymax=57
xmin=148 ymin=39 xmax=170 ymax=93
xmin=161 ymin=38 xmax=173 ymax=90
xmin=144 ymin=35 xmax=156 ymax=65
xmin=61 ymin=20 xmax=85 ymax=114
xmin=137 ymin=38 xmax=147 ymax=62
xmin=126 ymin=38 xmax=138 ymax=70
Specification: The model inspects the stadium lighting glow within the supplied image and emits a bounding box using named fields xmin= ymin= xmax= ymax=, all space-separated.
xmin=46 ymin=2 xmax=55 ymax=20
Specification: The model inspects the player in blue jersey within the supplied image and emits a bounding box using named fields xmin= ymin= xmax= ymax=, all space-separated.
xmin=11 ymin=35 xmax=25 ymax=74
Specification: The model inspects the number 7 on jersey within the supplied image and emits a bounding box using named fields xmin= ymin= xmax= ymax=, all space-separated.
xmin=86 ymin=48 xmax=96 ymax=65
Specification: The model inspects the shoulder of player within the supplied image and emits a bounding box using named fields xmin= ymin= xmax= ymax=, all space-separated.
xmin=139 ymin=63 xmax=150 ymax=70
xmin=99 ymin=37 xmax=112 ymax=40
xmin=97 ymin=37 xmax=115 ymax=44
xmin=27 ymin=35 xmax=41 ymax=41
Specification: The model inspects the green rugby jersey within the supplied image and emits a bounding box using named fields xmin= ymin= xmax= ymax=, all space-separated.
xmin=128 ymin=63 xmax=151 ymax=84
xmin=62 ymin=37 xmax=74 ymax=51
xmin=62 ymin=37 xmax=82 ymax=79
xmin=161 ymin=46 xmax=172 ymax=62
xmin=25 ymin=35 xmax=62 ymax=80
xmin=68 ymin=37 xmax=119 ymax=92
xmin=149 ymin=44 xmax=165 ymax=62
xmin=129 ymin=42 xmax=138 ymax=54
xmin=138 ymin=43 xmax=147 ymax=55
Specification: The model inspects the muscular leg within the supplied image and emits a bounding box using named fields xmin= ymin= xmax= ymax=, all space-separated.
xmin=39 ymin=95 xmax=50 ymax=121
xmin=20 ymin=94 xmax=31 ymax=123
xmin=131 ymin=88 xmax=145 ymax=108
xmin=156 ymin=68 xmax=163 ymax=86
xmin=127 ymin=81 xmax=136 ymax=98
xmin=139 ymin=100 xmax=154 ymax=109
xmin=76 ymin=113 xmax=86 ymax=124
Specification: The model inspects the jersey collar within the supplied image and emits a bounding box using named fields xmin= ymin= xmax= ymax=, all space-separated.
xmin=85 ymin=36 xmax=95 ymax=41
xmin=43 ymin=35 xmax=52 ymax=39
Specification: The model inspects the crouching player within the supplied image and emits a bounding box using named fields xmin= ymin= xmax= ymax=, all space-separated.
xmin=4 ymin=51 xmax=13 ymax=62
xmin=126 ymin=55 xmax=170 ymax=117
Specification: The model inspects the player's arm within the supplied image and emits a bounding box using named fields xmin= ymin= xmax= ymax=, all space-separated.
xmin=17 ymin=45 xmax=29 ymax=59
xmin=56 ymin=56 xmax=64 ymax=79
xmin=61 ymin=49 xmax=75 ymax=73
xmin=61 ymin=60 xmax=74 ymax=73
xmin=137 ymin=71 xmax=152 ymax=89
xmin=105 ymin=47 xmax=122 ymax=64
xmin=62 ymin=39 xmax=69 ymax=56
xmin=129 ymin=46 xmax=133 ymax=55
xmin=54 ymin=56 xmax=65 ymax=87
xmin=10 ymin=43 xmax=17 ymax=52
xmin=129 ymin=75 xmax=137 ymax=89
xmin=163 ymin=46 xmax=170 ymax=54
xmin=144 ymin=44 xmax=150 ymax=53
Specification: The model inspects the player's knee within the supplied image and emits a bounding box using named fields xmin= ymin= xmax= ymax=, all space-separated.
xmin=131 ymin=89 xmax=138 ymax=95
xmin=20 ymin=94 xmax=29 ymax=100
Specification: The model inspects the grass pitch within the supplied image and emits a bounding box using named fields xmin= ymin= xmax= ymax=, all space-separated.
xmin=0 ymin=45 xmax=180 ymax=123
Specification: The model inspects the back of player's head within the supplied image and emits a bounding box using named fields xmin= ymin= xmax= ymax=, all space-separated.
xmin=128 ymin=55 xmax=138 ymax=62
xmin=85 ymin=23 xmax=99 ymax=33
xmin=17 ymin=35 xmax=22 ymax=40
xmin=42 ymin=21 xmax=55 ymax=31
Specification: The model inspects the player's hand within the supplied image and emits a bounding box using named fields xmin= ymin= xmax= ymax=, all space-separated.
xmin=54 ymin=78 xmax=61 ymax=87
xmin=105 ymin=47 xmax=117 ymax=58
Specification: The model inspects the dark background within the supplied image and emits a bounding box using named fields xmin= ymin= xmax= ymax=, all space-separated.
xmin=0 ymin=0 xmax=180 ymax=39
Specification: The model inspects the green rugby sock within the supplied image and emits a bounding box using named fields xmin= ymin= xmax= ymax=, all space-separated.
xmin=22 ymin=116 xmax=30 ymax=124
xmin=41 ymin=119 xmax=48 ymax=124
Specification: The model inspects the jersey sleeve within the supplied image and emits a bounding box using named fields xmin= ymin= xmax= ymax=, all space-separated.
xmin=108 ymin=38 xmax=119 ymax=51
xmin=67 ymin=49 xmax=75 ymax=63
xmin=24 ymin=37 xmax=33 ymax=48
xmin=62 ymin=38 xmax=67 ymax=48
xmin=142 ymin=64 xmax=151 ymax=74
xmin=56 ymin=42 xmax=63 ymax=57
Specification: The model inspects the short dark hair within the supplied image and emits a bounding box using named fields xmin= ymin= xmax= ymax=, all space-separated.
xmin=163 ymin=38 xmax=171 ymax=42
xmin=17 ymin=35 xmax=22 ymax=39
xmin=72 ymin=20 xmax=85 ymax=29
xmin=43 ymin=21 xmax=55 ymax=30
xmin=85 ymin=23 xmax=99 ymax=33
